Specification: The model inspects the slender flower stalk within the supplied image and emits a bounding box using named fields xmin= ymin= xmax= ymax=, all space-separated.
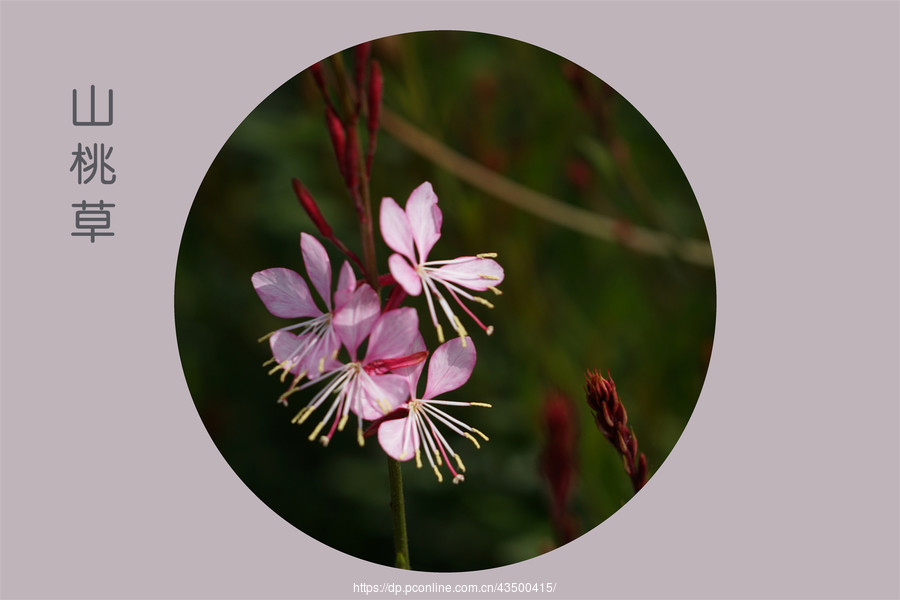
xmin=258 ymin=46 xmax=508 ymax=569
xmin=315 ymin=45 xmax=410 ymax=568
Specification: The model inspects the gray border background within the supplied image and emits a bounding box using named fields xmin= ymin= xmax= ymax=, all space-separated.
xmin=1 ymin=1 xmax=898 ymax=598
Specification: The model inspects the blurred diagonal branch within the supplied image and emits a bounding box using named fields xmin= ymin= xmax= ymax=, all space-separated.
xmin=380 ymin=107 xmax=714 ymax=268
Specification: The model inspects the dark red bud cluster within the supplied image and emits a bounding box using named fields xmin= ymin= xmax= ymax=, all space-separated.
xmin=300 ymin=43 xmax=386 ymax=289
xmin=312 ymin=44 xmax=382 ymax=220
xmin=585 ymin=370 xmax=648 ymax=492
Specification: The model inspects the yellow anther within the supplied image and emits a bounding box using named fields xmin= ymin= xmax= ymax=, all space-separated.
xmin=473 ymin=296 xmax=495 ymax=309
xmin=453 ymin=316 xmax=468 ymax=344
xmin=476 ymin=252 xmax=498 ymax=258
xmin=292 ymin=406 xmax=313 ymax=424
xmin=268 ymin=361 xmax=290 ymax=376
xmin=470 ymin=402 xmax=492 ymax=408
xmin=257 ymin=332 xmax=275 ymax=343
xmin=478 ymin=274 xmax=501 ymax=281
xmin=332 ymin=348 xmax=340 ymax=359
xmin=308 ymin=420 xmax=326 ymax=442
xmin=471 ymin=427 xmax=490 ymax=441
xmin=487 ymin=286 xmax=502 ymax=296
xmin=357 ymin=429 xmax=365 ymax=447
xmin=262 ymin=357 xmax=276 ymax=367
xmin=279 ymin=388 xmax=299 ymax=405
xmin=435 ymin=453 xmax=443 ymax=467
xmin=454 ymin=453 xmax=466 ymax=473
xmin=318 ymin=357 xmax=325 ymax=373
xmin=464 ymin=432 xmax=481 ymax=449
xmin=338 ymin=414 xmax=349 ymax=431
xmin=377 ymin=397 xmax=391 ymax=413
xmin=432 ymin=465 xmax=444 ymax=483
xmin=415 ymin=449 xmax=422 ymax=469
xmin=436 ymin=324 xmax=445 ymax=343
xmin=452 ymin=474 xmax=465 ymax=484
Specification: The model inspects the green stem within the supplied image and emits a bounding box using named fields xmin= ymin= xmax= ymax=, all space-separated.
xmin=387 ymin=456 xmax=410 ymax=569
xmin=335 ymin=48 xmax=407 ymax=567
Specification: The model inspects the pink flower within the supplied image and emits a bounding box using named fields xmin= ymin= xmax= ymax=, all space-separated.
xmin=252 ymin=233 xmax=357 ymax=391
xmin=380 ymin=182 xmax=505 ymax=345
xmin=377 ymin=336 xmax=491 ymax=483
xmin=287 ymin=290 xmax=426 ymax=447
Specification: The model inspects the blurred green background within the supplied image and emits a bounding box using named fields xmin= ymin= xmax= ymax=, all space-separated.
xmin=175 ymin=31 xmax=715 ymax=572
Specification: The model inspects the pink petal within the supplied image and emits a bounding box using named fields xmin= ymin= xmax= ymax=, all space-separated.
xmin=423 ymin=337 xmax=476 ymax=399
xmin=332 ymin=283 xmax=380 ymax=360
xmin=388 ymin=254 xmax=422 ymax=296
xmin=301 ymin=233 xmax=332 ymax=311
xmin=252 ymin=268 xmax=321 ymax=319
xmin=378 ymin=416 xmax=419 ymax=462
xmin=269 ymin=329 xmax=340 ymax=379
xmin=269 ymin=331 xmax=307 ymax=374
xmin=355 ymin=373 xmax=409 ymax=420
xmin=363 ymin=307 xmax=420 ymax=365
xmin=334 ymin=261 xmax=357 ymax=310
xmin=405 ymin=182 xmax=442 ymax=262
xmin=432 ymin=257 xmax=505 ymax=291
xmin=301 ymin=327 xmax=343 ymax=380
xmin=379 ymin=197 xmax=416 ymax=263
xmin=397 ymin=333 xmax=428 ymax=398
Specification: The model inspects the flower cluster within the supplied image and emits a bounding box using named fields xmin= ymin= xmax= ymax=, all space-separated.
xmin=253 ymin=182 xmax=504 ymax=482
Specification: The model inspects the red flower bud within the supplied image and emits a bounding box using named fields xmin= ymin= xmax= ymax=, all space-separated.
xmin=292 ymin=178 xmax=332 ymax=238
xmin=324 ymin=105 xmax=346 ymax=178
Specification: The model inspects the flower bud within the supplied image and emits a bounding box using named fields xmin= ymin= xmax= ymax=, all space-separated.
xmin=325 ymin=105 xmax=346 ymax=178
xmin=292 ymin=178 xmax=332 ymax=238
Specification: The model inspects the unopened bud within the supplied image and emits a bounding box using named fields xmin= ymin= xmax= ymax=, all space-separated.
xmin=325 ymin=105 xmax=346 ymax=177
xmin=292 ymin=178 xmax=332 ymax=237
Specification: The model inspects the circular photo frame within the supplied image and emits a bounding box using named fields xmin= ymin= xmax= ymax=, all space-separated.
xmin=175 ymin=31 xmax=715 ymax=572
